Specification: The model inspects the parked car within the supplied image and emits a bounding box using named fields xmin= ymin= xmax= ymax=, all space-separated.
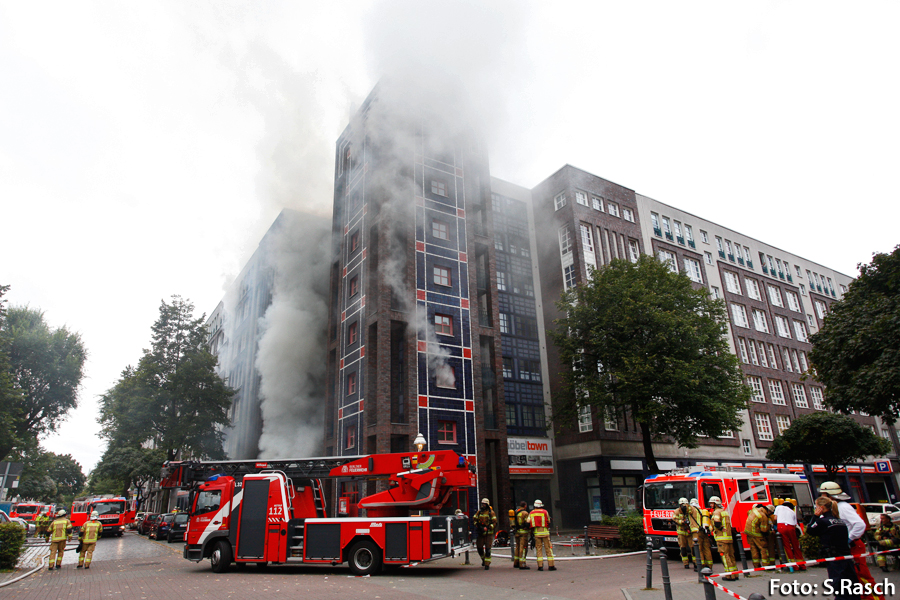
xmin=0 ymin=509 xmax=31 ymax=534
xmin=128 ymin=512 xmax=145 ymax=530
xmin=139 ymin=513 xmax=160 ymax=536
xmin=861 ymin=502 xmax=900 ymax=527
xmin=149 ymin=513 xmax=175 ymax=540
xmin=166 ymin=513 xmax=189 ymax=543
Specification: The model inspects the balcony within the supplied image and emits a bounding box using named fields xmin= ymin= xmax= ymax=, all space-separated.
xmin=747 ymin=260 xmax=754 ymax=269
xmin=653 ymin=227 xmax=662 ymax=237
xmin=778 ymin=271 xmax=785 ymax=280
xmin=665 ymin=232 xmax=673 ymax=241
xmin=676 ymin=236 xmax=685 ymax=245
xmin=762 ymin=265 xmax=769 ymax=274
xmin=737 ymin=256 xmax=745 ymax=266
xmin=687 ymin=240 xmax=696 ymax=249
xmin=787 ymin=274 xmax=793 ymax=283
xmin=728 ymin=254 xmax=735 ymax=262
xmin=719 ymin=251 xmax=727 ymax=259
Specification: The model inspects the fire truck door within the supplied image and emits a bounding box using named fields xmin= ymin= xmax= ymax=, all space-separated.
xmin=701 ymin=482 xmax=725 ymax=507
xmin=384 ymin=523 xmax=408 ymax=562
xmin=236 ymin=479 xmax=269 ymax=559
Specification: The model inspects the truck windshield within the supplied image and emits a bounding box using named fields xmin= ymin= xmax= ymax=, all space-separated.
xmin=195 ymin=490 xmax=221 ymax=514
xmin=644 ymin=482 xmax=696 ymax=509
xmin=15 ymin=505 xmax=39 ymax=514
xmin=93 ymin=501 xmax=126 ymax=515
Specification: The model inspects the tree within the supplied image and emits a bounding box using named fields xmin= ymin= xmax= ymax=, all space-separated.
xmin=766 ymin=412 xmax=892 ymax=478
xmin=0 ymin=285 xmax=23 ymax=459
xmin=91 ymin=446 xmax=166 ymax=507
xmin=550 ymin=255 xmax=751 ymax=473
xmin=98 ymin=296 xmax=233 ymax=461
xmin=0 ymin=304 xmax=87 ymax=460
xmin=12 ymin=444 xmax=85 ymax=505
xmin=809 ymin=245 xmax=900 ymax=424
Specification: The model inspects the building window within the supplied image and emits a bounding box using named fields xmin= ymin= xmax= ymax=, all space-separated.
xmin=685 ymin=224 xmax=694 ymax=243
xmin=754 ymin=413 xmax=774 ymax=441
xmin=346 ymin=426 xmax=356 ymax=449
xmin=431 ymin=179 xmax=448 ymax=197
xmin=782 ymin=348 xmax=793 ymax=372
xmin=559 ymin=225 xmax=572 ymax=255
xmin=432 ymin=219 xmax=450 ymax=241
xmin=757 ymin=341 xmax=769 ymax=368
xmin=730 ymin=303 xmax=749 ymax=328
xmin=775 ymin=315 xmax=792 ymax=338
xmin=798 ymin=351 xmax=809 ymax=372
xmin=497 ymin=271 xmax=507 ymax=291
xmin=724 ymin=271 xmax=742 ymax=295
xmin=674 ymin=222 xmax=683 ymax=241
xmin=651 ymin=212 xmax=660 ymax=232
xmin=742 ymin=439 xmax=752 ymax=455
xmin=715 ymin=236 xmax=725 ymax=255
xmin=791 ymin=350 xmax=802 ymax=372
xmin=607 ymin=202 xmax=620 ymax=218
xmin=347 ymin=372 xmax=357 ymax=395
xmin=520 ymin=359 xmax=541 ymax=381
xmin=658 ymin=250 xmax=678 ymax=273
xmin=437 ymin=420 xmax=457 ymax=444
xmin=593 ymin=196 xmax=604 ymax=211
xmin=786 ymin=291 xmax=801 ymax=312
xmin=623 ymin=208 xmax=635 ymax=222
xmin=814 ymin=300 xmax=827 ymax=319
xmin=499 ymin=312 xmax=509 ymax=333
xmin=793 ymin=320 xmax=809 ymax=343
xmin=628 ymin=240 xmax=640 ymax=262
xmin=791 ymin=383 xmax=809 ymax=408
xmin=435 ymin=313 xmax=453 ymax=335
xmin=745 ymin=278 xmax=761 ymax=301
xmin=752 ymin=309 xmax=769 ymax=333
xmin=350 ymin=230 xmax=360 ymax=252
xmin=737 ymin=338 xmax=750 ymax=363
xmin=434 ymin=265 xmax=451 ymax=287
xmin=743 ymin=246 xmax=753 ymax=265
xmin=810 ymin=386 xmax=825 ymax=410
xmin=767 ymin=344 xmax=779 ymax=369
xmin=767 ymin=285 xmax=784 ymax=307
xmin=578 ymin=405 xmax=592 ymax=432
xmin=748 ymin=341 xmax=760 ymax=365
xmin=575 ymin=190 xmax=588 ymax=206
xmin=348 ymin=321 xmax=358 ymax=345
xmin=704 ymin=252 xmax=713 ymax=265
xmin=840 ymin=284 xmax=848 ymax=294
xmin=700 ymin=230 xmax=709 ymax=244
xmin=684 ymin=258 xmax=703 ymax=283
xmin=502 ymin=357 xmax=513 ymax=379
xmin=776 ymin=415 xmax=791 ymax=434
xmin=554 ymin=192 xmax=567 ymax=210
xmin=580 ymin=223 xmax=597 ymax=270
xmin=604 ymin=407 xmax=618 ymax=431
xmin=748 ymin=376 xmax=765 ymax=402
xmin=799 ymin=283 xmax=806 ymax=296
xmin=349 ymin=276 xmax=359 ymax=297
xmin=711 ymin=286 xmax=720 ymax=299
xmin=768 ymin=380 xmax=786 ymax=405
xmin=435 ymin=365 xmax=456 ymax=389
xmin=563 ymin=265 xmax=577 ymax=290
xmin=807 ymin=314 xmax=815 ymax=329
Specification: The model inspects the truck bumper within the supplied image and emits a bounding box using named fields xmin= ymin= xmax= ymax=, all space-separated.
xmin=184 ymin=544 xmax=203 ymax=562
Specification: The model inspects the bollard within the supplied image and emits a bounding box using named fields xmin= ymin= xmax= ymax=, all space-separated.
xmin=584 ymin=525 xmax=590 ymax=556
xmin=735 ymin=531 xmax=749 ymax=577
xmin=701 ymin=568 xmax=716 ymax=600
xmin=645 ymin=540 xmax=653 ymax=589
xmin=693 ymin=537 xmax=702 ymax=581
xmin=659 ymin=549 xmax=674 ymax=600
xmin=465 ymin=550 xmax=470 ymax=565
xmin=747 ymin=595 xmax=767 ymax=600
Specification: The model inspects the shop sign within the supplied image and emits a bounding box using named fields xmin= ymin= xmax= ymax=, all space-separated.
xmin=507 ymin=437 xmax=554 ymax=475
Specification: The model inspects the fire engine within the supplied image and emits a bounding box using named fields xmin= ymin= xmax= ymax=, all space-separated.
xmin=160 ymin=449 xmax=476 ymax=576
xmin=643 ymin=467 xmax=815 ymax=553
xmin=9 ymin=502 xmax=43 ymax=522
xmin=71 ymin=496 xmax=136 ymax=535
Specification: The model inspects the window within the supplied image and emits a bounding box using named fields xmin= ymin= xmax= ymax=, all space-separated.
xmin=662 ymin=216 xmax=672 ymax=237
xmin=786 ymin=291 xmax=801 ymax=312
xmin=724 ymin=271 xmax=742 ymax=294
xmin=658 ymin=250 xmax=677 ymax=273
xmin=347 ymin=372 xmax=357 ymax=395
xmin=730 ymin=304 xmax=749 ymax=328
xmin=774 ymin=315 xmax=792 ymax=338
xmin=704 ymin=252 xmax=713 ymax=265
xmin=747 ymin=341 xmax=759 ymax=365
xmin=432 ymin=219 xmax=450 ymax=241
xmin=502 ymin=357 xmax=513 ymax=379
xmin=814 ymin=300 xmax=827 ymax=319
xmin=496 ymin=271 xmax=507 ymax=291
xmin=748 ymin=377 xmax=765 ymax=402
xmin=791 ymin=350 xmax=801 ymax=373
xmin=350 ymin=230 xmax=360 ymax=252
xmin=575 ymin=190 xmax=588 ymax=206
xmin=724 ymin=239 xmax=734 ymax=258
xmin=757 ymin=341 xmax=769 ymax=367
xmin=349 ymin=275 xmax=359 ymax=297
xmin=673 ymin=221 xmax=683 ymax=240
xmin=563 ymin=265 xmax=577 ymax=290
xmin=737 ymin=338 xmax=750 ymax=363
xmin=791 ymin=384 xmax=809 ymax=408
xmin=745 ymin=278 xmax=762 ymax=301
xmin=623 ymin=208 xmax=635 ymax=222
xmin=810 ymin=387 xmax=825 ymax=410
xmin=798 ymin=351 xmax=809 ymax=372
xmin=607 ymin=202 xmax=620 ymax=217
xmin=715 ymin=236 xmax=725 ymax=255
xmin=604 ymin=407 xmax=618 ymax=431
xmin=793 ymin=320 xmax=809 ymax=342
xmin=554 ymin=192 xmax=567 ymax=210
xmin=684 ymin=258 xmax=703 ymax=283
xmin=195 ymin=490 xmax=222 ymax=514
xmin=799 ymin=283 xmax=806 ymax=296
xmin=711 ymin=286 xmax=720 ymax=299
xmin=742 ymin=439 xmax=752 ymax=455
xmin=752 ymin=309 xmax=770 ymax=333
xmin=628 ymin=240 xmax=640 ymax=262
xmin=431 ymin=179 xmax=447 ymax=197
xmin=700 ymin=230 xmax=709 ymax=244
xmin=826 ymin=277 xmax=835 ymax=295
xmin=435 ymin=365 xmax=456 ymax=388
xmin=520 ymin=359 xmax=541 ymax=381
xmin=685 ymin=225 xmax=694 ymax=243
xmin=840 ymin=284 xmax=848 ymax=294
xmin=776 ymin=415 xmax=791 ymax=434
xmin=433 ymin=313 xmax=455 ymax=337
xmin=499 ymin=312 xmax=509 ymax=333
xmin=767 ymin=344 xmax=779 ymax=369
xmin=437 ymin=420 xmax=457 ymax=443
xmin=754 ymin=413 xmax=774 ymax=441
xmin=807 ymin=314 xmax=815 ymax=328
xmin=782 ymin=348 xmax=793 ymax=372
xmin=348 ymin=321 xmax=358 ymax=345
xmin=795 ymin=265 xmax=802 ymax=278
xmin=494 ymin=235 xmax=504 ymax=251
xmin=433 ymin=265 xmax=451 ymax=287
xmin=743 ymin=246 xmax=753 ymax=265
xmin=578 ymin=405 xmax=592 ymax=432
xmin=768 ymin=380 xmax=786 ymax=405
xmin=346 ymin=426 xmax=356 ymax=449
xmin=593 ymin=196 xmax=604 ymax=211
xmin=559 ymin=225 xmax=572 ymax=255
xmin=580 ymin=223 xmax=596 ymax=270
xmin=767 ymin=285 xmax=784 ymax=307
xmin=767 ymin=255 xmax=776 ymax=274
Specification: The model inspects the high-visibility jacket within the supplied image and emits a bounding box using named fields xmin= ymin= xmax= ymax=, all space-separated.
xmin=80 ymin=520 xmax=103 ymax=544
xmin=515 ymin=508 xmax=531 ymax=534
xmin=744 ymin=508 xmax=769 ymax=537
xmin=473 ymin=508 xmax=497 ymax=536
xmin=711 ymin=508 xmax=733 ymax=543
xmin=874 ymin=523 xmax=900 ymax=549
xmin=49 ymin=517 xmax=72 ymax=542
xmin=527 ymin=508 xmax=551 ymax=537
xmin=673 ymin=505 xmax=701 ymax=534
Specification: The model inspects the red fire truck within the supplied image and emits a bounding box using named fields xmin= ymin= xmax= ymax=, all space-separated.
xmin=9 ymin=502 xmax=43 ymax=522
xmin=160 ymin=450 xmax=476 ymax=576
xmin=643 ymin=467 xmax=815 ymax=553
xmin=71 ymin=496 xmax=136 ymax=535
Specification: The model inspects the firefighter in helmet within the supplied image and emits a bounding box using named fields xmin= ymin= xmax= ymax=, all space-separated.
xmin=743 ymin=503 xmax=770 ymax=569
xmin=709 ymin=496 xmax=738 ymax=581
xmin=672 ymin=497 xmax=701 ymax=569
xmin=48 ymin=509 xmax=72 ymax=571
xmin=874 ymin=513 xmax=900 ymax=572
xmin=514 ymin=501 xmax=531 ymax=569
xmin=77 ymin=512 xmax=103 ymax=569
xmin=35 ymin=510 xmax=49 ymax=539
xmin=691 ymin=498 xmax=713 ymax=570
xmin=472 ymin=498 xmax=497 ymax=570
xmin=527 ymin=499 xmax=556 ymax=571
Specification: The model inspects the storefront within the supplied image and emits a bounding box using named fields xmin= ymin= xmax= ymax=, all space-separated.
xmin=507 ymin=437 xmax=553 ymax=512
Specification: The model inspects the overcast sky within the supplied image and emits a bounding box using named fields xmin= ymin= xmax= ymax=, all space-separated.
xmin=2 ymin=1 xmax=898 ymax=474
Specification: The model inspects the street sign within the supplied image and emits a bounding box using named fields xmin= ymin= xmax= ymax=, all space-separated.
xmin=875 ymin=460 xmax=892 ymax=473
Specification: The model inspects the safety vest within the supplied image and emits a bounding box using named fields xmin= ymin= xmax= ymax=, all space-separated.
xmin=81 ymin=520 xmax=102 ymax=544
xmin=711 ymin=508 xmax=733 ymax=543
xmin=49 ymin=517 xmax=72 ymax=542
xmin=874 ymin=524 xmax=899 ymax=549
xmin=673 ymin=505 xmax=701 ymax=534
xmin=744 ymin=508 xmax=769 ymax=537
xmin=515 ymin=508 xmax=531 ymax=534
xmin=528 ymin=508 xmax=550 ymax=536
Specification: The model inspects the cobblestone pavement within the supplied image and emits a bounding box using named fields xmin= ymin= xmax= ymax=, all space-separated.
xmin=0 ymin=534 xmax=699 ymax=600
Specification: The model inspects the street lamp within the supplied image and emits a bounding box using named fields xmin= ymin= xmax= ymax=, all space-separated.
xmin=413 ymin=433 xmax=427 ymax=452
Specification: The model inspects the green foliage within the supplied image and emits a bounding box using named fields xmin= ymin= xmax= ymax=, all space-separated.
xmin=98 ymin=296 xmax=233 ymax=461
xmin=0 ymin=285 xmax=23 ymax=461
xmin=616 ymin=514 xmax=646 ymax=550
xmin=0 ymin=523 xmax=26 ymax=570
xmin=550 ymin=255 xmax=751 ymax=472
xmin=799 ymin=533 xmax=822 ymax=560
xmin=91 ymin=446 xmax=166 ymax=506
xmin=0 ymin=303 xmax=87 ymax=460
xmin=12 ymin=445 xmax=85 ymax=505
xmin=766 ymin=412 xmax=892 ymax=478
xmin=809 ymin=245 xmax=900 ymax=425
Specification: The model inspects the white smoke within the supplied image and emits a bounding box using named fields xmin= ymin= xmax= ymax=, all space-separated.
xmin=255 ymin=210 xmax=332 ymax=459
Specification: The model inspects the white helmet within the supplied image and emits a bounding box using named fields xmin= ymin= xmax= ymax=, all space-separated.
xmin=533 ymin=499 xmax=543 ymax=508
xmin=678 ymin=497 xmax=688 ymax=505
xmin=481 ymin=497 xmax=490 ymax=505
xmin=91 ymin=512 xmax=100 ymax=520
xmin=708 ymin=496 xmax=722 ymax=506
xmin=690 ymin=498 xmax=700 ymax=508
xmin=818 ymin=481 xmax=851 ymax=501
xmin=57 ymin=509 xmax=66 ymax=517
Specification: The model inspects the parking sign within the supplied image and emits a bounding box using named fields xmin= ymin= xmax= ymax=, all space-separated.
xmin=875 ymin=460 xmax=892 ymax=473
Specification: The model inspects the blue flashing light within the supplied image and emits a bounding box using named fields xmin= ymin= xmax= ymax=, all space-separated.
xmin=206 ymin=474 xmax=222 ymax=482
xmin=645 ymin=475 xmax=658 ymax=480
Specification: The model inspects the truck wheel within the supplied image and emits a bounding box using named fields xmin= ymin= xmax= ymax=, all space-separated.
xmin=210 ymin=540 xmax=233 ymax=573
xmin=347 ymin=540 xmax=382 ymax=576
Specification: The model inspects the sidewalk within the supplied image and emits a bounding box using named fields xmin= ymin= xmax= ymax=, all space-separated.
xmin=0 ymin=540 xmax=76 ymax=587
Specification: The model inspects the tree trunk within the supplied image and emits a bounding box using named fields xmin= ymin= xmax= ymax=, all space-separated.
xmin=639 ymin=420 xmax=660 ymax=473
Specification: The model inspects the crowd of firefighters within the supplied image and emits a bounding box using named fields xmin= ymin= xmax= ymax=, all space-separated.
xmin=28 ymin=508 xmax=104 ymax=571
xmin=674 ymin=480 xmax=900 ymax=597
xmin=471 ymin=497 xmax=557 ymax=571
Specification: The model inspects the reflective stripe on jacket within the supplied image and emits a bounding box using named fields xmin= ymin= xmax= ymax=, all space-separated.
xmin=712 ymin=508 xmax=732 ymax=543
xmin=81 ymin=520 xmax=102 ymax=544
xmin=744 ymin=508 xmax=769 ymax=537
xmin=527 ymin=508 xmax=550 ymax=536
xmin=49 ymin=518 xmax=72 ymax=542
xmin=515 ymin=508 xmax=531 ymax=534
xmin=673 ymin=506 xmax=701 ymax=533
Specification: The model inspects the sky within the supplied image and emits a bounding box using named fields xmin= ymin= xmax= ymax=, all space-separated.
xmin=2 ymin=1 xmax=898 ymax=474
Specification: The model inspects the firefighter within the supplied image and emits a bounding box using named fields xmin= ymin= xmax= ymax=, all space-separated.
xmin=774 ymin=499 xmax=805 ymax=570
xmin=34 ymin=511 xmax=47 ymax=539
xmin=473 ymin=498 xmax=497 ymax=570
xmin=77 ymin=512 xmax=102 ymax=569
xmin=691 ymin=498 xmax=713 ymax=570
xmin=672 ymin=497 xmax=701 ymax=569
xmin=514 ymin=501 xmax=531 ymax=569
xmin=743 ymin=503 xmax=770 ymax=569
xmin=709 ymin=496 xmax=738 ymax=581
xmin=764 ymin=504 xmax=778 ymax=567
xmin=874 ymin=513 xmax=899 ymax=572
xmin=48 ymin=509 xmax=72 ymax=571
xmin=527 ymin=499 xmax=556 ymax=571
